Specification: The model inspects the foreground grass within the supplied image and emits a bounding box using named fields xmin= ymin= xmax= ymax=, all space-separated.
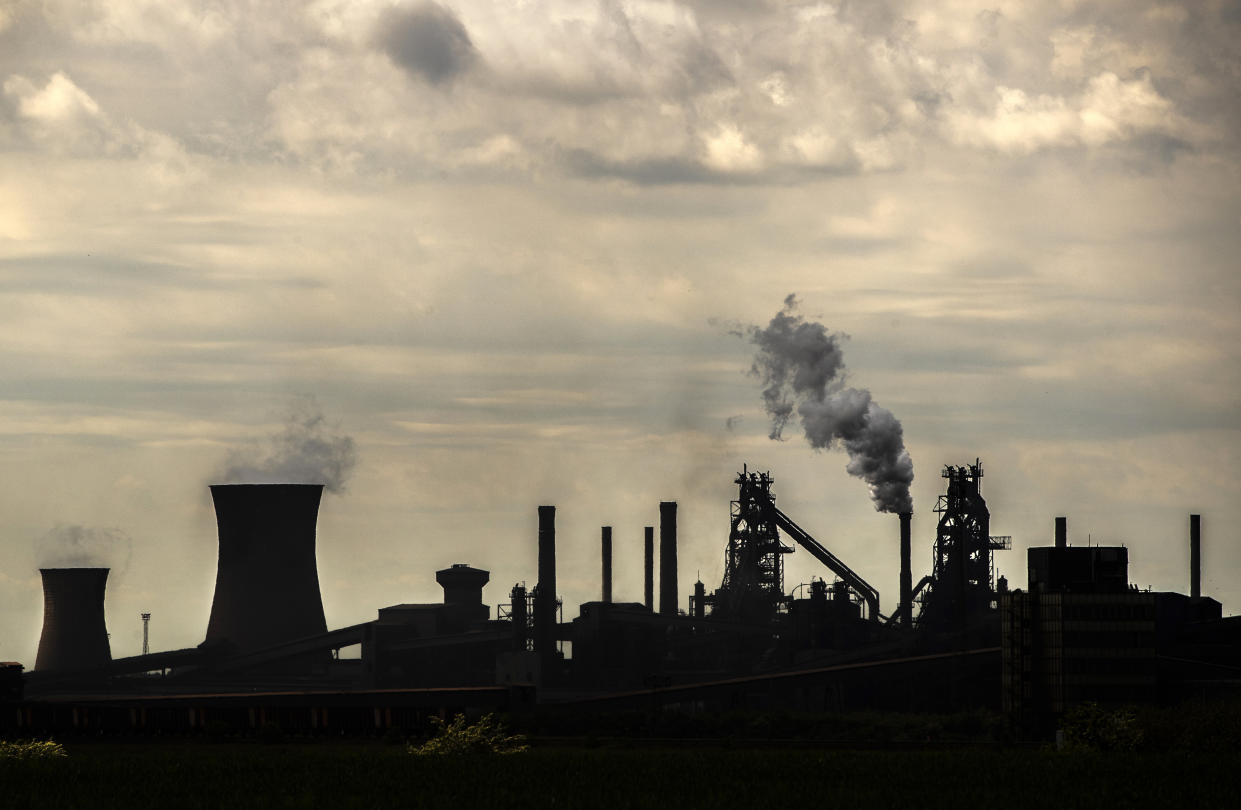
xmin=2 ymin=743 xmax=1238 ymax=810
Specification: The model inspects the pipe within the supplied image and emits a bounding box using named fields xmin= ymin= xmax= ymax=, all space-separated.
xmin=601 ymin=526 xmax=613 ymax=604
xmin=644 ymin=526 xmax=654 ymax=611
xmin=1055 ymin=516 xmax=1067 ymax=550
xmin=536 ymin=506 xmax=556 ymax=656
xmin=659 ymin=502 xmax=678 ymax=616
xmin=1190 ymin=514 xmax=1201 ymax=598
xmin=899 ymin=512 xmax=912 ymax=627
xmin=35 ymin=568 xmax=112 ymax=672
xmin=204 ymin=484 xmax=328 ymax=652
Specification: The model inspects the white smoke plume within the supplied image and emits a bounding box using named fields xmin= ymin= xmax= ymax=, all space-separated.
xmin=221 ymin=395 xmax=357 ymax=493
xmin=747 ymin=295 xmax=914 ymax=513
xmin=35 ymin=525 xmax=132 ymax=571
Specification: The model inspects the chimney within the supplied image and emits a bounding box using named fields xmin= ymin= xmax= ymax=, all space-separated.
xmin=204 ymin=484 xmax=328 ymax=652
xmin=1190 ymin=514 xmax=1201 ymax=598
xmin=659 ymin=502 xmax=678 ymax=616
xmin=644 ymin=526 xmax=654 ymax=611
xmin=899 ymin=512 xmax=912 ymax=627
xmin=601 ymin=526 xmax=613 ymax=604
xmin=535 ymin=506 xmax=557 ymax=658
xmin=693 ymin=580 xmax=705 ymax=619
xmin=1055 ymin=516 xmax=1067 ymax=550
xmin=35 ymin=568 xmax=112 ymax=672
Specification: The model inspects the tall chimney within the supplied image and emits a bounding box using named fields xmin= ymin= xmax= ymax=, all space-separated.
xmin=1190 ymin=513 xmax=1201 ymax=598
xmin=644 ymin=526 xmax=654 ymax=611
xmin=1055 ymin=516 xmax=1067 ymax=550
xmin=535 ymin=506 xmax=557 ymax=658
xmin=659 ymin=502 xmax=678 ymax=616
xmin=35 ymin=568 xmax=112 ymax=672
xmin=601 ymin=526 xmax=613 ymax=603
xmin=899 ymin=512 xmax=912 ymax=627
xmin=205 ymin=484 xmax=328 ymax=652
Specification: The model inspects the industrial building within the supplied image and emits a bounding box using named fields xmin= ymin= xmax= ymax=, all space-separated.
xmin=3 ymin=463 xmax=1237 ymax=738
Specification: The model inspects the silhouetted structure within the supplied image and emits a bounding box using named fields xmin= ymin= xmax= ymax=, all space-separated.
xmin=35 ymin=568 xmax=112 ymax=673
xmin=659 ymin=502 xmax=678 ymax=616
xmin=204 ymin=484 xmax=328 ymax=653
xmin=643 ymin=526 xmax=654 ymax=610
xmin=600 ymin=526 xmax=612 ymax=604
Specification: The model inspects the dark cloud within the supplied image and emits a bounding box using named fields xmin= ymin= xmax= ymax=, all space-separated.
xmin=375 ymin=2 xmax=477 ymax=86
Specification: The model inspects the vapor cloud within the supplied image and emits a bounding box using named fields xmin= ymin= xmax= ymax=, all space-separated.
xmin=221 ymin=395 xmax=357 ymax=493
xmin=747 ymin=295 xmax=914 ymax=514
xmin=375 ymin=2 xmax=477 ymax=86
xmin=34 ymin=525 xmax=132 ymax=572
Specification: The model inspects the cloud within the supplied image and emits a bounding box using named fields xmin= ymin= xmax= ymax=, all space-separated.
xmin=946 ymin=70 xmax=1183 ymax=154
xmin=375 ymin=2 xmax=477 ymax=86
xmin=34 ymin=525 xmax=132 ymax=572
xmin=220 ymin=395 xmax=358 ymax=494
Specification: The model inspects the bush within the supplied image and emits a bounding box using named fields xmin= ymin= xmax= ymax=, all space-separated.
xmin=408 ymin=713 xmax=528 ymax=756
xmin=0 ymin=740 xmax=68 ymax=761
xmin=1061 ymin=702 xmax=1144 ymax=752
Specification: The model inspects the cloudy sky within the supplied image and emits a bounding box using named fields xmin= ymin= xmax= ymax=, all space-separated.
xmin=1 ymin=0 xmax=1238 ymax=665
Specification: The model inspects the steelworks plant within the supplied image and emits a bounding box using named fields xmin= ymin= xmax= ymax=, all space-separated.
xmin=3 ymin=461 xmax=1238 ymax=739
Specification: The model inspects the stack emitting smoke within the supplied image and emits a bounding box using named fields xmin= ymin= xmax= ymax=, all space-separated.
xmin=204 ymin=484 xmax=328 ymax=652
xmin=899 ymin=512 xmax=912 ymax=627
xmin=744 ymin=295 xmax=914 ymax=514
xmin=35 ymin=568 xmax=112 ymax=672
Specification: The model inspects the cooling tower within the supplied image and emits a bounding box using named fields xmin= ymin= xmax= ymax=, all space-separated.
xmin=35 ymin=568 xmax=112 ymax=672
xmin=204 ymin=484 xmax=328 ymax=652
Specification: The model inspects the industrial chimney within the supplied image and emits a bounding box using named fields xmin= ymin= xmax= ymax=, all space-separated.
xmin=659 ymin=502 xmax=678 ymax=616
xmin=1190 ymin=514 xmax=1201 ymax=599
xmin=899 ymin=512 xmax=912 ymax=627
xmin=644 ymin=526 xmax=654 ymax=611
xmin=204 ymin=484 xmax=328 ymax=652
xmin=1055 ymin=517 xmax=1067 ymax=550
xmin=535 ymin=506 xmax=557 ymax=660
xmin=35 ymin=568 xmax=112 ymax=672
xmin=601 ymin=526 xmax=612 ymax=604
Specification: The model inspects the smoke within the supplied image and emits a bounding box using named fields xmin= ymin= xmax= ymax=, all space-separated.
xmin=35 ymin=525 xmax=132 ymax=571
xmin=746 ymin=294 xmax=914 ymax=513
xmin=220 ymin=395 xmax=357 ymax=493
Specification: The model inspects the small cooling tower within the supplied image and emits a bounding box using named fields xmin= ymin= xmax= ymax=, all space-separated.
xmin=204 ymin=484 xmax=328 ymax=652
xmin=35 ymin=568 xmax=112 ymax=672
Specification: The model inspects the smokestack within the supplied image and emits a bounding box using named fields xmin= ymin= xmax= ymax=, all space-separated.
xmin=35 ymin=568 xmax=112 ymax=672
xmin=899 ymin=512 xmax=912 ymax=627
xmin=601 ymin=526 xmax=612 ymax=604
xmin=1190 ymin=514 xmax=1201 ymax=598
xmin=535 ymin=506 xmax=557 ymax=657
xmin=204 ymin=484 xmax=328 ymax=652
xmin=1055 ymin=516 xmax=1067 ymax=550
xmin=659 ymin=502 xmax=678 ymax=616
xmin=644 ymin=526 xmax=654 ymax=611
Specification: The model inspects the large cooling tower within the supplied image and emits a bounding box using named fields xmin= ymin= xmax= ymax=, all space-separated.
xmin=35 ymin=568 xmax=112 ymax=672
xmin=204 ymin=484 xmax=328 ymax=652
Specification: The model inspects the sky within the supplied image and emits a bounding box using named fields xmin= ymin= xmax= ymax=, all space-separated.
xmin=1 ymin=0 xmax=1239 ymax=665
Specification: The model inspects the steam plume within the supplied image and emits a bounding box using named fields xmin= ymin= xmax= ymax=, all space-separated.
xmin=221 ymin=395 xmax=357 ymax=493
xmin=35 ymin=524 xmax=132 ymax=571
xmin=747 ymin=295 xmax=913 ymax=513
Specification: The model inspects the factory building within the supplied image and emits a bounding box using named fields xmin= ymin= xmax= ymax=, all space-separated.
xmin=8 ymin=463 xmax=1238 ymax=739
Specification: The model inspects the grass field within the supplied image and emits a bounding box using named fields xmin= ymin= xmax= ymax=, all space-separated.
xmin=2 ymin=742 xmax=1239 ymax=809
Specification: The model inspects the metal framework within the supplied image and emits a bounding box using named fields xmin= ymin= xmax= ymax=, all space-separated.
xmin=922 ymin=459 xmax=1007 ymax=629
xmin=712 ymin=468 xmax=791 ymax=623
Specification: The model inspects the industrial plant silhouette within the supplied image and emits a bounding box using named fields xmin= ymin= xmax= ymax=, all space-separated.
xmin=2 ymin=460 xmax=1236 ymax=740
